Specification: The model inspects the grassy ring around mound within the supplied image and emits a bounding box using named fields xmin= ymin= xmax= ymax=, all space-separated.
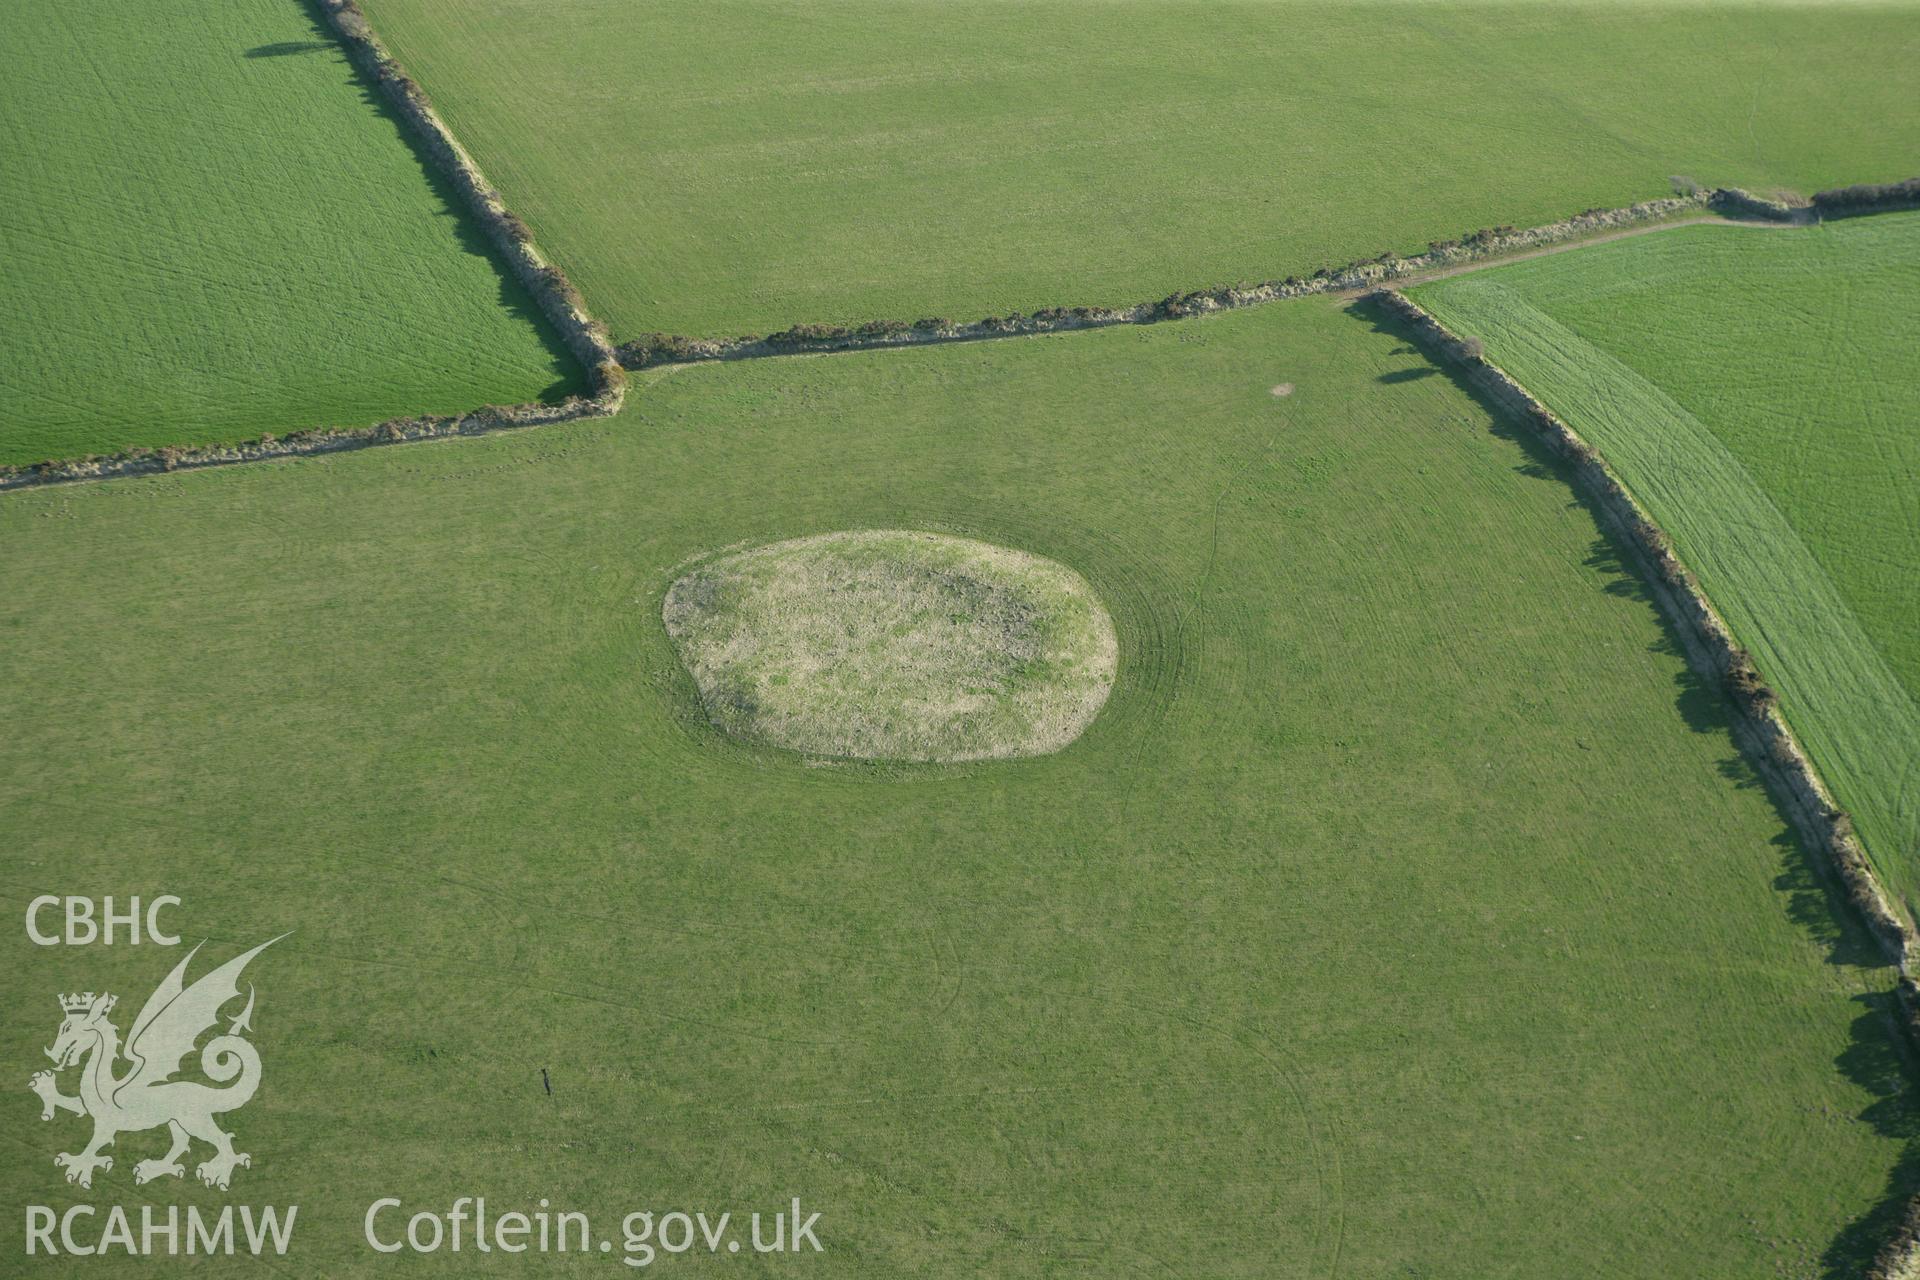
xmin=663 ymin=531 xmax=1118 ymax=762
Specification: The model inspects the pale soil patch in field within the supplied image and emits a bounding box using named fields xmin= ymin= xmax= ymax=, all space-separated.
xmin=663 ymin=530 xmax=1117 ymax=762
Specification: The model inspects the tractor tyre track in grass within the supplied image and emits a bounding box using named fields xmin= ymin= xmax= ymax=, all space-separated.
xmin=1409 ymin=215 xmax=1920 ymax=909
xmin=5 ymin=297 xmax=1915 ymax=1275
xmin=10 ymin=0 xmax=1920 ymax=1272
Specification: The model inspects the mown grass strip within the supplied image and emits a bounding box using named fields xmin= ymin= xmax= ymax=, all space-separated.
xmin=4 ymin=298 xmax=1914 ymax=1274
xmin=1382 ymin=282 xmax=1920 ymax=1274
xmin=1408 ymin=275 xmax=1920 ymax=907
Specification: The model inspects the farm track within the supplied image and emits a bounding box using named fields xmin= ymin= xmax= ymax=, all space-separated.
xmin=608 ymin=198 xmax=1729 ymax=372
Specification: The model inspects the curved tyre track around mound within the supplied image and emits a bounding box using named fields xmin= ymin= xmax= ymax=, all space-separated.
xmin=5 ymin=287 xmax=1913 ymax=1274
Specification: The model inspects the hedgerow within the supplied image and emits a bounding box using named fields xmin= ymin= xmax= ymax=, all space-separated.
xmin=611 ymin=195 xmax=1713 ymax=370
xmin=1812 ymin=176 xmax=1920 ymax=218
xmin=1375 ymin=285 xmax=1917 ymax=1007
xmin=312 ymin=0 xmax=615 ymax=375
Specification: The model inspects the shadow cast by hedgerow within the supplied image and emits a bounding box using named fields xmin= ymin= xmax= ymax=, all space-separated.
xmin=1821 ymin=992 xmax=1920 ymax=1277
xmin=292 ymin=0 xmax=584 ymax=402
xmin=1347 ymin=291 xmax=1920 ymax=1278
xmin=1347 ymin=295 xmax=1570 ymax=487
xmin=1582 ymin=535 xmax=1651 ymax=603
xmin=245 ymin=41 xmax=332 ymax=58
xmin=1376 ymin=365 xmax=1437 ymax=384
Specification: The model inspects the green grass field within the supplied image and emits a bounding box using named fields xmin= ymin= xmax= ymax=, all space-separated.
xmin=1411 ymin=212 xmax=1920 ymax=911
xmin=359 ymin=0 xmax=1920 ymax=338
xmin=4 ymin=298 xmax=1913 ymax=1275
xmin=0 ymin=0 xmax=581 ymax=467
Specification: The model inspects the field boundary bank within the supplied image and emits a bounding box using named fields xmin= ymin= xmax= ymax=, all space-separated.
xmin=1379 ymin=288 xmax=1920 ymax=1273
xmin=1378 ymin=285 xmax=1920 ymax=1268
xmin=615 ymin=182 xmax=1920 ymax=372
xmin=0 ymin=0 xmax=628 ymax=494
xmin=1374 ymin=289 xmax=1917 ymax=976
xmin=3 ymin=62 xmax=1910 ymax=495
xmin=314 ymin=0 xmax=620 ymax=378
xmin=0 ymin=191 xmax=1709 ymax=492
xmin=617 ymin=194 xmax=1716 ymax=368
xmin=1411 ymin=276 xmax=1920 ymax=888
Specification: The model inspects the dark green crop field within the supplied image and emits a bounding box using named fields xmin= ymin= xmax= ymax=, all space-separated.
xmin=3 ymin=299 xmax=1912 ymax=1276
xmin=1412 ymin=212 xmax=1920 ymax=910
xmin=0 ymin=0 xmax=580 ymax=467
xmin=361 ymin=0 xmax=1920 ymax=337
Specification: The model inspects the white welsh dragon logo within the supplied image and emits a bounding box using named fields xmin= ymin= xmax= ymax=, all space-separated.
xmin=29 ymin=936 xmax=285 ymax=1191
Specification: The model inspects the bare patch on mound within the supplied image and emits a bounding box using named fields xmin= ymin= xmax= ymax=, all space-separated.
xmin=663 ymin=531 xmax=1118 ymax=762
